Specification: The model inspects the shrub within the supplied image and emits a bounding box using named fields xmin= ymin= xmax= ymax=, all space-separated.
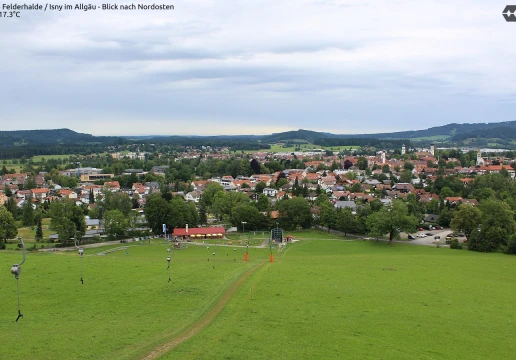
xmin=450 ymin=239 xmax=463 ymax=249
xmin=504 ymin=238 xmax=516 ymax=255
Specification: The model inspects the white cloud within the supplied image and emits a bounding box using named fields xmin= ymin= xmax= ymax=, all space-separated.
xmin=1 ymin=0 xmax=515 ymax=135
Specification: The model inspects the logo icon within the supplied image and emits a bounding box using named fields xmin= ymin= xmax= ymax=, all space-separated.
xmin=503 ymin=5 xmax=516 ymax=21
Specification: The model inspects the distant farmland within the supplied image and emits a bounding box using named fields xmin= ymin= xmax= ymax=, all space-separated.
xmin=244 ymin=143 xmax=358 ymax=153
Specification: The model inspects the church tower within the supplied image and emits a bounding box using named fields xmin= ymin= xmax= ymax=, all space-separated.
xmin=430 ymin=143 xmax=435 ymax=156
xmin=476 ymin=148 xmax=485 ymax=166
xmin=401 ymin=144 xmax=406 ymax=155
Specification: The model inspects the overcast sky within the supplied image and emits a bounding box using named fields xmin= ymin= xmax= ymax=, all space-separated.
xmin=1 ymin=0 xmax=515 ymax=136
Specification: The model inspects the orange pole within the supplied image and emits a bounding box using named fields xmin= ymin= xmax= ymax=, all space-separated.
xmin=270 ymin=254 xmax=274 ymax=263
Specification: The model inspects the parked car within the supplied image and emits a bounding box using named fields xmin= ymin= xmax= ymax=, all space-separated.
xmin=458 ymin=232 xmax=465 ymax=237
xmin=446 ymin=236 xmax=460 ymax=244
xmin=417 ymin=233 xmax=427 ymax=238
xmin=434 ymin=235 xmax=441 ymax=240
xmin=408 ymin=234 xmax=416 ymax=240
xmin=426 ymin=233 xmax=433 ymax=236
xmin=120 ymin=239 xmax=128 ymax=243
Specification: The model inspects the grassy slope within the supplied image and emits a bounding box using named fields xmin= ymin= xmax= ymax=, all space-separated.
xmin=14 ymin=218 xmax=52 ymax=243
xmin=165 ymin=240 xmax=516 ymax=360
xmin=0 ymin=241 xmax=266 ymax=360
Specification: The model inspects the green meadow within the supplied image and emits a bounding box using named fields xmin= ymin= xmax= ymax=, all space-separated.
xmin=241 ymin=144 xmax=357 ymax=153
xmin=2 ymin=233 xmax=516 ymax=360
xmin=31 ymin=154 xmax=76 ymax=162
xmin=1 ymin=241 xmax=264 ymax=360
xmin=2 ymin=164 xmax=22 ymax=173
xmin=1 ymin=154 xmax=95 ymax=173
xmin=411 ymin=135 xmax=451 ymax=141
xmin=15 ymin=218 xmax=52 ymax=241
xmin=166 ymin=240 xmax=516 ymax=360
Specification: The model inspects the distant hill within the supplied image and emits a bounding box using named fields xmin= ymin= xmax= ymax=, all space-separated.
xmin=358 ymin=121 xmax=516 ymax=140
xmin=1 ymin=121 xmax=516 ymax=150
xmin=260 ymin=129 xmax=332 ymax=143
xmin=451 ymin=126 xmax=516 ymax=141
xmin=0 ymin=128 xmax=117 ymax=147
xmin=259 ymin=122 xmax=516 ymax=143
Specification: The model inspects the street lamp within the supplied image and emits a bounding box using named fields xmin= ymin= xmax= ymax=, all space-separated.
xmin=98 ymin=205 xmax=103 ymax=235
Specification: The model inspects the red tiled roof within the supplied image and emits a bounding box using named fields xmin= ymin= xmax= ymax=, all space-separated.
xmin=31 ymin=188 xmax=49 ymax=194
xmin=104 ymin=181 xmax=120 ymax=188
xmin=486 ymin=165 xmax=504 ymax=171
xmin=445 ymin=197 xmax=463 ymax=202
xmin=305 ymin=173 xmax=320 ymax=180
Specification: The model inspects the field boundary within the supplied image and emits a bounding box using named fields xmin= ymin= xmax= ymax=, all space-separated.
xmin=138 ymin=260 xmax=266 ymax=360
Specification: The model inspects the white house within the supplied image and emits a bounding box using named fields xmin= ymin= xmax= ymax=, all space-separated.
xmin=263 ymin=188 xmax=278 ymax=197
xmin=185 ymin=191 xmax=201 ymax=203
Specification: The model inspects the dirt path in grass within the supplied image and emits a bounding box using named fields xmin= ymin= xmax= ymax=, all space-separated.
xmin=139 ymin=261 xmax=266 ymax=360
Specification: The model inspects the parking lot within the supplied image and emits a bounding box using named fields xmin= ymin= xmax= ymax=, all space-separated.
xmin=404 ymin=228 xmax=465 ymax=246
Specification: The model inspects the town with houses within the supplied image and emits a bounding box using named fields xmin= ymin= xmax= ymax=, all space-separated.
xmin=0 ymin=142 xmax=512 ymax=235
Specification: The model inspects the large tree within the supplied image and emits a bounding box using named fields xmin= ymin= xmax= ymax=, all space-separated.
xmin=35 ymin=216 xmax=43 ymax=241
xmin=144 ymin=193 xmax=171 ymax=234
xmin=255 ymin=193 xmax=270 ymax=212
xmin=450 ymin=203 xmax=482 ymax=241
xmin=357 ymin=157 xmax=368 ymax=170
xmin=468 ymin=200 xmax=516 ymax=252
xmin=24 ymin=176 xmax=37 ymax=190
xmin=366 ymin=200 xmax=418 ymax=244
xmin=127 ymin=211 xmax=144 ymax=237
xmin=231 ymin=203 xmax=269 ymax=231
xmin=277 ymin=197 xmax=313 ymax=230
xmin=4 ymin=184 xmax=12 ymax=197
xmin=22 ymin=201 xmax=34 ymax=227
xmin=211 ymin=191 xmax=249 ymax=220
xmin=169 ymin=196 xmax=199 ymax=229
xmin=399 ymin=170 xmax=413 ymax=184
xmin=102 ymin=191 xmax=132 ymax=216
xmin=49 ymin=199 xmax=86 ymax=244
xmin=103 ymin=210 xmax=128 ymax=239
xmin=0 ymin=206 xmax=17 ymax=244
xmin=254 ymin=181 xmax=267 ymax=195
xmin=335 ymin=207 xmax=356 ymax=236
xmin=5 ymin=196 xmax=18 ymax=218
xmin=319 ymin=201 xmax=337 ymax=231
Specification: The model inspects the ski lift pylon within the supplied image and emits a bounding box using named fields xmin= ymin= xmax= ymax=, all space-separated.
xmin=10 ymin=237 xmax=26 ymax=322
xmin=74 ymin=236 xmax=84 ymax=284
